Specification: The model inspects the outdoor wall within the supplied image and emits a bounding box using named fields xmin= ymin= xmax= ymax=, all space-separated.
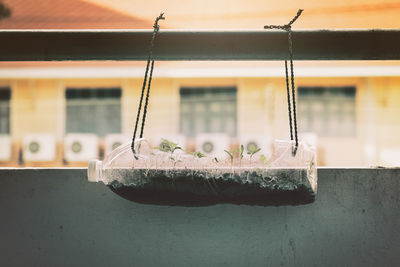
xmin=373 ymin=77 xmax=400 ymax=165
xmin=145 ymin=78 xmax=180 ymax=137
xmin=0 ymin=168 xmax=399 ymax=266
xmin=11 ymin=79 xmax=60 ymax=140
xmin=238 ymin=77 xmax=367 ymax=166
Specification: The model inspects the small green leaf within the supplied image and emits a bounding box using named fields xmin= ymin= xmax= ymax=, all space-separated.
xmin=190 ymin=151 xmax=206 ymax=158
xmin=259 ymin=154 xmax=271 ymax=166
xmin=240 ymin=144 xmax=244 ymax=159
xmin=248 ymin=147 xmax=261 ymax=157
xmin=259 ymin=154 xmax=266 ymax=164
xmin=154 ymin=143 xmax=169 ymax=152
xmin=224 ymin=150 xmax=233 ymax=160
xmin=196 ymin=152 xmax=206 ymax=158
xmin=214 ymin=157 xmax=219 ymax=163
xmin=161 ymin=138 xmax=177 ymax=147
xmin=247 ymin=144 xmax=257 ymax=153
xmin=154 ymin=138 xmax=182 ymax=153
xmin=172 ymin=146 xmax=183 ymax=153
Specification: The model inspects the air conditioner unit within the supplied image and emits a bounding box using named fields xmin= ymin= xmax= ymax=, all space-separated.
xmin=23 ymin=134 xmax=56 ymax=161
xmin=104 ymin=134 xmax=130 ymax=156
xmin=65 ymin=134 xmax=99 ymax=162
xmin=196 ymin=133 xmax=230 ymax=158
xmin=239 ymin=134 xmax=272 ymax=158
xmin=0 ymin=135 xmax=11 ymax=161
xmin=152 ymin=134 xmax=187 ymax=152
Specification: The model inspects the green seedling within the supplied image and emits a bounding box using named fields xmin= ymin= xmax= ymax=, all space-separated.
xmin=187 ymin=151 xmax=206 ymax=170
xmin=247 ymin=146 xmax=261 ymax=164
xmin=153 ymin=139 xmax=184 ymax=168
xmin=224 ymin=149 xmax=234 ymax=168
xmin=214 ymin=157 xmax=219 ymax=163
xmin=169 ymin=156 xmax=182 ymax=168
xmin=239 ymin=144 xmax=244 ymax=167
xmin=224 ymin=145 xmax=243 ymax=167
xmin=190 ymin=151 xmax=206 ymax=159
xmin=259 ymin=154 xmax=271 ymax=166
xmin=154 ymin=139 xmax=182 ymax=154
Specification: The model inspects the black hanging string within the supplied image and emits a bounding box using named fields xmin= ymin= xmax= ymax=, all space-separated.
xmin=131 ymin=13 xmax=165 ymax=154
xmin=284 ymin=59 xmax=293 ymax=142
xmin=140 ymin=59 xmax=155 ymax=139
xmin=264 ymin=9 xmax=303 ymax=156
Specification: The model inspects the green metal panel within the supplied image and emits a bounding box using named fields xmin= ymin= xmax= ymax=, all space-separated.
xmin=0 ymin=30 xmax=399 ymax=61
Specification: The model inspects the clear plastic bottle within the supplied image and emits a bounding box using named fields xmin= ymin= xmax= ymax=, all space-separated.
xmin=88 ymin=138 xmax=317 ymax=206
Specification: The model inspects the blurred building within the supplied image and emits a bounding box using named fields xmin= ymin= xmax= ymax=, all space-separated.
xmin=0 ymin=0 xmax=399 ymax=167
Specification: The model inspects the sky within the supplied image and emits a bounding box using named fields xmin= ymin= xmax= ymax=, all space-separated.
xmin=85 ymin=0 xmax=400 ymax=29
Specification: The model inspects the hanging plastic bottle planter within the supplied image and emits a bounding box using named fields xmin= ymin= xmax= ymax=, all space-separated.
xmin=88 ymin=10 xmax=318 ymax=206
xmin=89 ymin=138 xmax=316 ymax=206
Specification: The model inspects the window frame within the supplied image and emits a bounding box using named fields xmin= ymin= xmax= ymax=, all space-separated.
xmin=179 ymin=86 xmax=238 ymax=137
xmin=65 ymin=87 xmax=122 ymax=137
xmin=0 ymin=87 xmax=11 ymax=135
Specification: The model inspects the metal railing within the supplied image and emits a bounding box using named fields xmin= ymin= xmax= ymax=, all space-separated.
xmin=0 ymin=29 xmax=399 ymax=61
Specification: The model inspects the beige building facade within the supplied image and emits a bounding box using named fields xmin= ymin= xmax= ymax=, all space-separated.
xmin=1 ymin=61 xmax=399 ymax=167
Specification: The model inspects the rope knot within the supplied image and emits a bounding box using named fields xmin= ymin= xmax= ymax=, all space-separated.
xmin=153 ymin=13 xmax=165 ymax=32
xmin=264 ymin=9 xmax=303 ymax=31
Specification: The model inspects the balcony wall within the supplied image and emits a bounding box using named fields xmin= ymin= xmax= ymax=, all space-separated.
xmin=0 ymin=167 xmax=399 ymax=266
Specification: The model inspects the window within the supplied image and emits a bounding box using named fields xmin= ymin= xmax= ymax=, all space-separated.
xmin=180 ymin=87 xmax=237 ymax=137
xmin=298 ymin=86 xmax=356 ymax=136
xmin=0 ymin=87 xmax=10 ymax=134
xmin=66 ymin=88 xmax=121 ymax=136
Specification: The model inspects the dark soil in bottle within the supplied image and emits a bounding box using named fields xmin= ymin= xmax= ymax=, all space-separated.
xmin=106 ymin=167 xmax=316 ymax=206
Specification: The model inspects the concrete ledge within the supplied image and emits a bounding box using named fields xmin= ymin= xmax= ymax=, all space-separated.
xmin=0 ymin=167 xmax=399 ymax=266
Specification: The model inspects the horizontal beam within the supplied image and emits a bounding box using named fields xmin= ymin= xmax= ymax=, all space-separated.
xmin=0 ymin=30 xmax=399 ymax=61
